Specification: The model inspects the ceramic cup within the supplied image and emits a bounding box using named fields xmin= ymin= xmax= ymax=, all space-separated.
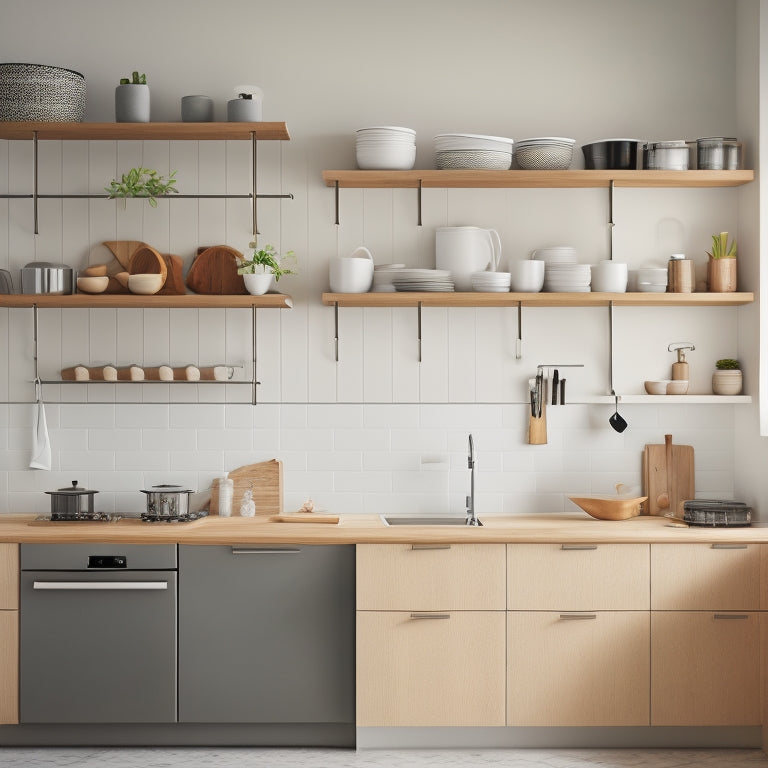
xmin=329 ymin=246 xmax=374 ymax=293
xmin=509 ymin=259 xmax=545 ymax=292
xmin=590 ymin=261 xmax=628 ymax=293
xmin=181 ymin=95 xmax=214 ymax=122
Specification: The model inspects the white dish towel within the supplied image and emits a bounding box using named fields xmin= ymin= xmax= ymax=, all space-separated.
xmin=29 ymin=381 xmax=51 ymax=471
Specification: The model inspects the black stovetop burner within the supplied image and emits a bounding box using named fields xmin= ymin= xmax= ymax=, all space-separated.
xmin=41 ymin=512 xmax=122 ymax=522
xmin=140 ymin=510 xmax=208 ymax=523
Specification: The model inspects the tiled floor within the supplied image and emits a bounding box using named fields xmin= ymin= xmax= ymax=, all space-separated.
xmin=0 ymin=749 xmax=766 ymax=768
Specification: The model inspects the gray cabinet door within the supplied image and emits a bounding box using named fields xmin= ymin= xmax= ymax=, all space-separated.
xmin=178 ymin=544 xmax=355 ymax=724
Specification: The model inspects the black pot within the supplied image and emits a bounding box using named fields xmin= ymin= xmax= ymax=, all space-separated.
xmin=582 ymin=139 xmax=640 ymax=170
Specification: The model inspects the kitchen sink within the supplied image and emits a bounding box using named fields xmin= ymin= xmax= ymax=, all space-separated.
xmin=381 ymin=515 xmax=483 ymax=526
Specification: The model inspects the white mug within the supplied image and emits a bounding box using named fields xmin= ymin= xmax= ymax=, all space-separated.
xmin=329 ymin=246 xmax=374 ymax=293
xmin=509 ymin=259 xmax=545 ymax=292
xmin=436 ymin=226 xmax=502 ymax=292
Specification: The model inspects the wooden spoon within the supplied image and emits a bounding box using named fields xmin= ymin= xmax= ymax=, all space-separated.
xmin=655 ymin=434 xmax=673 ymax=510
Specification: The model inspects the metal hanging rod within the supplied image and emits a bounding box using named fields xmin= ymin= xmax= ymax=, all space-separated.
xmin=0 ymin=193 xmax=293 ymax=199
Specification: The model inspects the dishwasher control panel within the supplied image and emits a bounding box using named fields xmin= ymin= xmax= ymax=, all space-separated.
xmin=88 ymin=555 xmax=127 ymax=568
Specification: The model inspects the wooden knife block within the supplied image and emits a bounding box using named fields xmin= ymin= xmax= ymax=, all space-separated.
xmin=528 ymin=403 xmax=547 ymax=445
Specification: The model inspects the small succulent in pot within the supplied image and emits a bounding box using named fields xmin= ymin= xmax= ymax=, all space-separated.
xmin=707 ymin=231 xmax=737 ymax=259
xmin=713 ymin=358 xmax=742 ymax=395
xmin=120 ymin=71 xmax=147 ymax=85
xmin=236 ymin=242 xmax=296 ymax=282
xmin=716 ymin=358 xmax=740 ymax=370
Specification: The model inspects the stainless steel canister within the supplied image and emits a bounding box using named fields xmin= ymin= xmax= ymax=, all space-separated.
xmin=696 ymin=137 xmax=743 ymax=170
xmin=21 ymin=261 xmax=75 ymax=294
xmin=141 ymin=485 xmax=193 ymax=521
xmin=45 ymin=481 xmax=98 ymax=518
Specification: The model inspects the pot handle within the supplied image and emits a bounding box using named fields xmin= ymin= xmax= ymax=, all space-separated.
xmin=350 ymin=246 xmax=374 ymax=261
xmin=487 ymin=229 xmax=502 ymax=272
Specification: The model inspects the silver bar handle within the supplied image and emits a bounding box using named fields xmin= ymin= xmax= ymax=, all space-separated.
xmin=410 ymin=612 xmax=451 ymax=620
xmin=560 ymin=544 xmax=598 ymax=551
xmin=33 ymin=581 xmax=167 ymax=591
xmin=711 ymin=544 xmax=748 ymax=550
xmin=559 ymin=613 xmax=598 ymax=620
xmin=411 ymin=544 xmax=451 ymax=551
xmin=714 ymin=613 xmax=750 ymax=620
xmin=231 ymin=547 xmax=301 ymax=555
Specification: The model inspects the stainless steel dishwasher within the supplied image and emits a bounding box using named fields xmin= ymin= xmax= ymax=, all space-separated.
xmin=20 ymin=543 xmax=177 ymax=724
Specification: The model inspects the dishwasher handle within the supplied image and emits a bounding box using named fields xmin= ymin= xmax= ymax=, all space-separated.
xmin=33 ymin=581 xmax=168 ymax=591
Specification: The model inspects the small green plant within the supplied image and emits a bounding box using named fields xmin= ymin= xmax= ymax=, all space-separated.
xmin=707 ymin=231 xmax=737 ymax=259
xmin=236 ymin=242 xmax=296 ymax=282
xmin=119 ymin=71 xmax=146 ymax=85
xmin=105 ymin=167 xmax=178 ymax=208
xmin=716 ymin=358 xmax=740 ymax=370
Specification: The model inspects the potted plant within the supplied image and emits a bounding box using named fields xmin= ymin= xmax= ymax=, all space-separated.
xmin=712 ymin=358 xmax=742 ymax=395
xmin=105 ymin=167 xmax=178 ymax=207
xmin=236 ymin=242 xmax=296 ymax=295
xmin=707 ymin=231 xmax=737 ymax=292
xmin=115 ymin=71 xmax=149 ymax=122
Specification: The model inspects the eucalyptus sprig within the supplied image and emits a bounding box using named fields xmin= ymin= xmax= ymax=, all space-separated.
xmin=236 ymin=242 xmax=296 ymax=282
xmin=105 ymin=167 xmax=178 ymax=208
xmin=707 ymin=231 xmax=737 ymax=259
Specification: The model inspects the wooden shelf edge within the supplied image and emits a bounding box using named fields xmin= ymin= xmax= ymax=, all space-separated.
xmin=0 ymin=293 xmax=293 ymax=309
xmin=322 ymin=169 xmax=754 ymax=190
xmin=321 ymin=292 xmax=754 ymax=308
xmin=0 ymin=122 xmax=290 ymax=141
xmin=584 ymin=394 xmax=752 ymax=404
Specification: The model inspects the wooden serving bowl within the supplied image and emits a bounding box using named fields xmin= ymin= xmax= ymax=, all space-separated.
xmin=568 ymin=495 xmax=647 ymax=521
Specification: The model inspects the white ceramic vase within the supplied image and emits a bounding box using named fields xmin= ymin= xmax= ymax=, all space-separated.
xmin=243 ymin=272 xmax=273 ymax=295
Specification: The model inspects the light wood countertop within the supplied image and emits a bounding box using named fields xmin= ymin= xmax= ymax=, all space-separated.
xmin=0 ymin=514 xmax=766 ymax=545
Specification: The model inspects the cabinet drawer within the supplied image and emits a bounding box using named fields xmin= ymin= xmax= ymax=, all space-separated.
xmin=508 ymin=610 xmax=649 ymax=726
xmin=356 ymin=610 xmax=505 ymax=726
xmin=507 ymin=543 xmax=649 ymax=610
xmin=651 ymin=543 xmax=760 ymax=610
xmin=356 ymin=543 xmax=505 ymax=610
xmin=0 ymin=544 xmax=18 ymax=610
xmin=651 ymin=611 xmax=760 ymax=726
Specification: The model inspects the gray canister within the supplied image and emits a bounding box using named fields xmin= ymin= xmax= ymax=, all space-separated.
xmin=227 ymin=86 xmax=263 ymax=121
xmin=181 ymin=95 xmax=213 ymax=122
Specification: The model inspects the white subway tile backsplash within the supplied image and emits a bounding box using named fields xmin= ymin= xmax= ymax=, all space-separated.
xmin=307 ymin=451 xmax=362 ymax=472
xmin=307 ymin=404 xmax=364 ymax=429
xmin=115 ymin=451 xmax=171 ymax=472
xmin=196 ymin=429 xmax=252 ymax=452
xmin=89 ymin=429 xmax=142 ymax=451
xmin=60 ymin=450 xmax=116 ymax=471
xmin=170 ymin=404 xmax=225 ymax=430
xmin=143 ymin=429 xmax=198 ymax=451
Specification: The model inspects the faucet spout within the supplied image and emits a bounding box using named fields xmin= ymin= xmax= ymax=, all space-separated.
xmin=466 ymin=433 xmax=479 ymax=525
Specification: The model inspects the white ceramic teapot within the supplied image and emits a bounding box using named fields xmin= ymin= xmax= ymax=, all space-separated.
xmin=435 ymin=227 xmax=502 ymax=291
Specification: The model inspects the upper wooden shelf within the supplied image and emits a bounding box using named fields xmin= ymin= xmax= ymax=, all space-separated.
xmin=322 ymin=291 xmax=754 ymax=308
xmin=0 ymin=122 xmax=290 ymax=141
xmin=0 ymin=294 xmax=293 ymax=309
xmin=322 ymin=169 xmax=754 ymax=189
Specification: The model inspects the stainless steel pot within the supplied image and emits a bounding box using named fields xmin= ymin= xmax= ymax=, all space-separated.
xmin=141 ymin=485 xmax=194 ymax=522
xmin=46 ymin=480 xmax=98 ymax=519
xmin=21 ymin=261 xmax=75 ymax=294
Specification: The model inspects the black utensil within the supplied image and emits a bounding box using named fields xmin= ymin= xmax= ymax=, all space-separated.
xmin=551 ymin=369 xmax=559 ymax=405
xmin=609 ymin=394 xmax=628 ymax=433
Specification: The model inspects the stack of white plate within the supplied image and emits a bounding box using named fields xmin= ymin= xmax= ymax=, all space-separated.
xmin=392 ymin=269 xmax=454 ymax=292
xmin=515 ymin=137 xmax=576 ymax=170
xmin=543 ymin=263 xmax=592 ymax=292
xmin=356 ymin=126 xmax=416 ymax=170
xmin=372 ymin=264 xmax=406 ymax=292
xmin=433 ymin=133 xmax=513 ymax=170
xmin=530 ymin=246 xmax=578 ymax=264
xmin=471 ymin=271 xmax=511 ymax=292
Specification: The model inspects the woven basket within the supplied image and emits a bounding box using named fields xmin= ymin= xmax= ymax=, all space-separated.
xmin=0 ymin=63 xmax=85 ymax=121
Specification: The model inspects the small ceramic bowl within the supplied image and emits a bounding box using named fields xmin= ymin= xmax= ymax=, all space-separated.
xmin=644 ymin=379 xmax=689 ymax=395
xmin=128 ymin=273 xmax=164 ymax=295
xmin=666 ymin=379 xmax=689 ymax=395
xmin=644 ymin=380 xmax=669 ymax=395
xmin=76 ymin=275 xmax=109 ymax=294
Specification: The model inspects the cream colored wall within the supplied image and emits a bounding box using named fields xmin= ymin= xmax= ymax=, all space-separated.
xmin=0 ymin=0 xmax=758 ymax=517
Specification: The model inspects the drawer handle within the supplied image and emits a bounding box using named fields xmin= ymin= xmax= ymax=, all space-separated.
xmin=411 ymin=544 xmax=451 ymax=551
xmin=409 ymin=612 xmax=451 ymax=620
xmin=559 ymin=613 xmax=597 ymax=620
xmin=231 ymin=547 xmax=301 ymax=555
xmin=714 ymin=613 xmax=750 ymax=620
xmin=711 ymin=544 xmax=748 ymax=550
xmin=33 ymin=581 xmax=167 ymax=591
xmin=560 ymin=544 xmax=597 ymax=551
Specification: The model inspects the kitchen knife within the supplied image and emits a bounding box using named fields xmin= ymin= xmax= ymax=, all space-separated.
xmin=552 ymin=369 xmax=559 ymax=405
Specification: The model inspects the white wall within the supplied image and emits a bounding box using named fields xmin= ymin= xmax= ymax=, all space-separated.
xmin=0 ymin=0 xmax=757 ymax=517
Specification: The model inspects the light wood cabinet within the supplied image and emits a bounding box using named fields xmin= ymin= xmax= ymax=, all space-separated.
xmin=0 ymin=544 xmax=18 ymax=724
xmin=508 ymin=610 xmax=650 ymax=726
xmin=651 ymin=610 xmax=760 ymax=726
xmin=651 ymin=543 xmax=760 ymax=610
xmin=507 ymin=543 xmax=649 ymax=610
xmin=356 ymin=543 xmax=505 ymax=727
xmin=356 ymin=610 xmax=505 ymax=727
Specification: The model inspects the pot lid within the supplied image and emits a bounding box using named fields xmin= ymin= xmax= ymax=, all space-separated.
xmin=46 ymin=480 xmax=98 ymax=496
xmin=141 ymin=485 xmax=194 ymax=494
xmin=23 ymin=261 xmax=74 ymax=269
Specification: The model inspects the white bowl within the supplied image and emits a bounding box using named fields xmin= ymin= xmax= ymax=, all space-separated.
xmin=76 ymin=275 xmax=109 ymax=294
xmin=356 ymin=144 xmax=416 ymax=170
xmin=515 ymin=141 xmax=574 ymax=170
xmin=127 ymin=273 xmax=164 ymax=295
xmin=636 ymin=283 xmax=668 ymax=293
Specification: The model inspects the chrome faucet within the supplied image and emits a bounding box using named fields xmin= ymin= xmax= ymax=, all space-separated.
xmin=465 ymin=433 xmax=480 ymax=526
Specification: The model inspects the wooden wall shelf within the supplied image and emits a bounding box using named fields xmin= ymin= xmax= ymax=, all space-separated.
xmin=322 ymin=169 xmax=754 ymax=190
xmin=0 ymin=122 xmax=290 ymax=142
xmin=0 ymin=294 xmax=293 ymax=309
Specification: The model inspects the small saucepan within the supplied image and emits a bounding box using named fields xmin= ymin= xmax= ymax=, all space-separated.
xmin=46 ymin=480 xmax=98 ymax=519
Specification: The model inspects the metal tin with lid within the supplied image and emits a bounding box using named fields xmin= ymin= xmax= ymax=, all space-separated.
xmin=642 ymin=140 xmax=690 ymax=170
xmin=140 ymin=485 xmax=197 ymax=522
xmin=696 ymin=137 xmax=742 ymax=170
xmin=46 ymin=480 xmax=98 ymax=518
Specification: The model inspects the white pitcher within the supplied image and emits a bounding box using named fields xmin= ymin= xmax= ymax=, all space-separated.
xmin=436 ymin=226 xmax=502 ymax=292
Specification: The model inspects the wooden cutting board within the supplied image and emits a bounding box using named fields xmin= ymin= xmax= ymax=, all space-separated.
xmin=210 ymin=459 xmax=283 ymax=516
xmin=157 ymin=253 xmax=185 ymax=295
xmin=642 ymin=434 xmax=694 ymax=517
xmin=185 ymin=245 xmax=247 ymax=294
xmin=129 ymin=245 xmax=168 ymax=284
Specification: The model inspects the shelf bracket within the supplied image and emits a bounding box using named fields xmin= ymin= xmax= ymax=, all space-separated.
xmin=251 ymin=132 xmax=259 ymax=236
xmin=33 ymin=131 xmax=39 ymax=235
xmin=608 ymin=300 xmax=616 ymax=397
xmin=32 ymin=303 xmax=40 ymax=383
xmin=516 ymin=302 xmax=522 ymax=359
xmin=417 ymin=301 xmax=423 ymax=363
xmin=334 ymin=301 xmax=339 ymax=362
xmin=251 ymin=305 xmax=258 ymax=405
xmin=417 ymin=179 xmax=423 ymax=226
xmin=608 ymin=179 xmax=615 ymax=260
xmin=334 ymin=181 xmax=340 ymax=226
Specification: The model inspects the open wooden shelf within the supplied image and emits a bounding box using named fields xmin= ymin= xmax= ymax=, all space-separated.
xmin=0 ymin=122 xmax=290 ymax=141
xmin=322 ymin=292 xmax=753 ymax=308
xmin=0 ymin=294 xmax=293 ymax=309
xmin=322 ymin=169 xmax=754 ymax=189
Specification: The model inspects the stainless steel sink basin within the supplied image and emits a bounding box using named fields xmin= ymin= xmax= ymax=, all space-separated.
xmin=381 ymin=515 xmax=482 ymax=526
